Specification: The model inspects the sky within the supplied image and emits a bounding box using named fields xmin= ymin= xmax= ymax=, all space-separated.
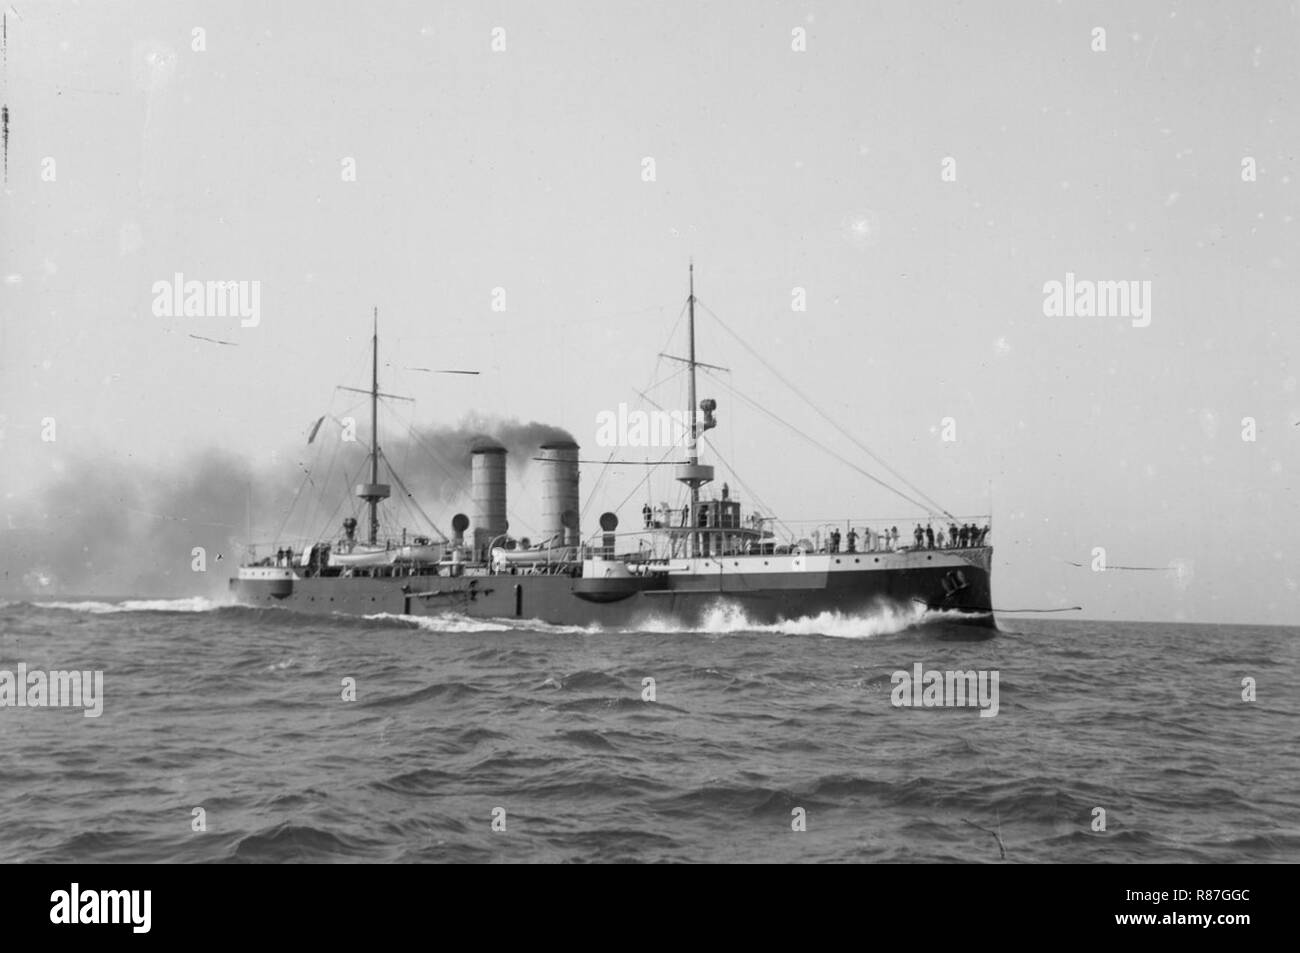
xmin=1 ymin=0 xmax=1297 ymax=624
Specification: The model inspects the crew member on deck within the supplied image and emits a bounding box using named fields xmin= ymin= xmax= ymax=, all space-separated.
xmin=829 ymin=528 xmax=841 ymax=553
xmin=642 ymin=503 xmax=652 ymax=528
xmin=925 ymin=524 xmax=934 ymax=549
xmin=846 ymin=528 xmax=858 ymax=553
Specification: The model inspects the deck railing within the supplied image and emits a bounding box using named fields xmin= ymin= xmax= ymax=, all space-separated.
xmin=579 ymin=515 xmax=992 ymax=560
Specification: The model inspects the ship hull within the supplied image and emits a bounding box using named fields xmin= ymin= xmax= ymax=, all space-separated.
xmin=231 ymin=548 xmax=996 ymax=632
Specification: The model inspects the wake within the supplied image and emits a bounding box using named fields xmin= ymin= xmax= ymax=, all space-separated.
xmin=633 ymin=601 xmax=964 ymax=638
xmin=30 ymin=596 xmax=229 ymax=614
xmin=371 ymin=601 xmax=977 ymax=638
xmin=362 ymin=611 xmax=597 ymax=636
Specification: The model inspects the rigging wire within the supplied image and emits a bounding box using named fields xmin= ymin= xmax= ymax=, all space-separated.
xmin=588 ymin=297 xmax=692 ymax=501
xmin=695 ymin=297 xmax=956 ymax=520
xmin=304 ymin=425 xmax=346 ymax=544
xmin=401 ymin=420 xmax=470 ymax=498
xmin=291 ymin=395 xmax=367 ymax=545
xmin=580 ymin=449 xmax=618 ymax=524
xmin=269 ymin=467 xmax=314 ymax=547
xmin=379 ymin=448 xmax=448 ymax=541
xmin=640 ymin=363 xmax=689 ymax=394
xmin=604 ymin=442 xmax=683 ymax=521
xmin=697 ymin=433 xmax=793 ymax=541
xmin=699 ymin=366 xmax=941 ymax=516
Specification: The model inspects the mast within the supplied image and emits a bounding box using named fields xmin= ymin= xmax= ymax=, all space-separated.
xmin=687 ymin=262 xmax=699 ymax=551
xmin=369 ymin=307 xmax=380 ymax=544
xmin=673 ymin=260 xmax=714 ymax=559
xmin=352 ymin=307 xmax=391 ymax=546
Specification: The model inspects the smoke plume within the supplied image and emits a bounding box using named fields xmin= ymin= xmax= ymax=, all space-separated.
xmin=0 ymin=415 xmax=575 ymax=598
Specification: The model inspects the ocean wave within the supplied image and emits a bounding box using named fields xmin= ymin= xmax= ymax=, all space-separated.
xmin=373 ymin=601 xmax=981 ymax=638
xmin=556 ymin=670 xmax=628 ymax=691
xmin=631 ymin=601 xmax=970 ymax=638
xmin=362 ymin=611 xmax=594 ymax=636
xmin=362 ymin=681 xmax=487 ymax=708
xmin=226 ymin=823 xmax=381 ymax=863
xmin=2 ymin=605 xmax=1293 ymax=864
xmin=363 ymin=611 xmax=514 ymax=633
xmin=32 ymin=596 xmax=229 ymax=614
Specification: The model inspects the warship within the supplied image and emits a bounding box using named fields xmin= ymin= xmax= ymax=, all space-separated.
xmin=230 ymin=267 xmax=995 ymax=630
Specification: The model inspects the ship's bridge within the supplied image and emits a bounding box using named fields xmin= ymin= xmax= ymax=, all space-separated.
xmin=587 ymin=492 xmax=773 ymax=563
xmin=668 ymin=495 xmax=763 ymax=558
